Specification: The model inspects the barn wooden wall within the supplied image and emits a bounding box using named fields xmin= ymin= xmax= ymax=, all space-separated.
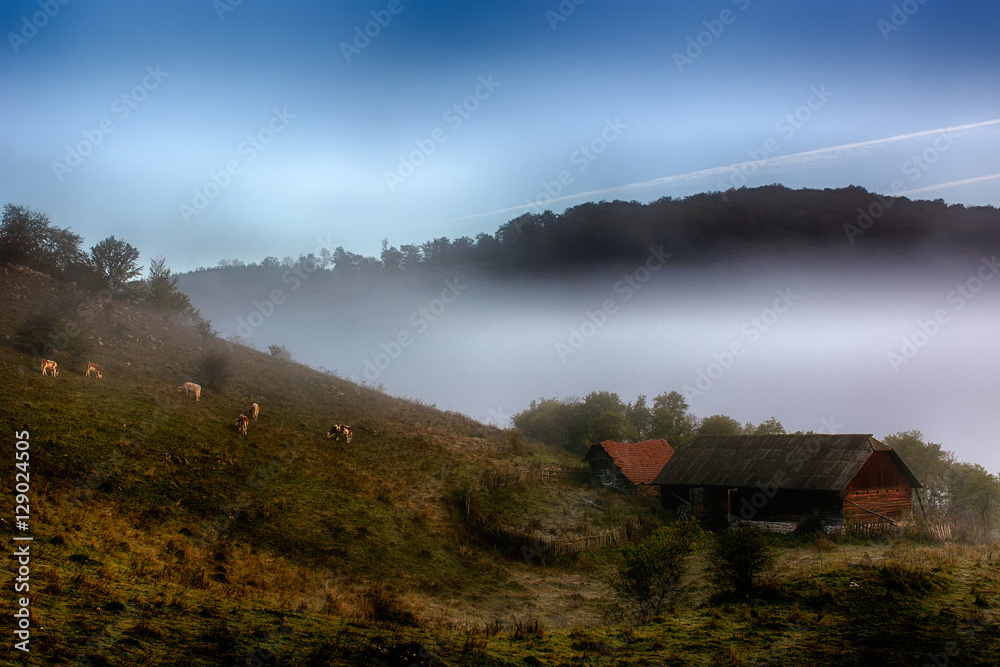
xmin=843 ymin=487 xmax=913 ymax=522
xmin=846 ymin=452 xmax=910 ymax=490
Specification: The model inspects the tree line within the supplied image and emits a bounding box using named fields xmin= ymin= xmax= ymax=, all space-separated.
xmin=511 ymin=389 xmax=785 ymax=452
xmin=1 ymin=203 xmax=198 ymax=319
xmin=192 ymin=184 xmax=1000 ymax=279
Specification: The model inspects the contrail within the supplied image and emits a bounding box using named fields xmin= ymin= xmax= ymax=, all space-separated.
xmin=898 ymin=173 xmax=1000 ymax=196
xmin=432 ymin=118 xmax=1000 ymax=226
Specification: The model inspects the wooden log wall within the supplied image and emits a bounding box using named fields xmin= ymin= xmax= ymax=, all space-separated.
xmin=842 ymin=487 xmax=913 ymax=523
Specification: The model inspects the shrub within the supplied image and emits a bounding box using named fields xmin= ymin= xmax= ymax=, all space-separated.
xmin=510 ymin=615 xmax=546 ymax=640
xmin=15 ymin=310 xmax=91 ymax=366
xmin=14 ymin=312 xmax=62 ymax=354
xmin=198 ymin=350 xmax=233 ymax=392
xmin=195 ymin=318 xmax=216 ymax=340
xmin=268 ymin=344 xmax=293 ymax=361
xmin=358 ymin=579 xmax=416 ymax=626
xmin=607 ymin=517 xmax=702 ymax=620
xmin=709 ymin=526 xmax=775 ymax=592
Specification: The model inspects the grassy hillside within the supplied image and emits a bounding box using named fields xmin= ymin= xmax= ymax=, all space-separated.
xmin=3 ymin=263 xmax=999 ymax=666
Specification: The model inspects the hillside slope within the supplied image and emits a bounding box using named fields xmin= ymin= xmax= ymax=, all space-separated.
xmin=5 ymin=263 xmax=999 ymax=667
xmin=0 ymin=263 xmax=602 ymax=664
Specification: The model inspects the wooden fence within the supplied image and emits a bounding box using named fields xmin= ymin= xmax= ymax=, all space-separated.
xmin=843 ymin=519 xmax=953 ymax=541
xmin=465 ymin=463 xmax=629 ymax=559
xmin=473 ymin=464 xmax=589 ymax=489
xmin=464 ymin=500 xmax=630 ymax=559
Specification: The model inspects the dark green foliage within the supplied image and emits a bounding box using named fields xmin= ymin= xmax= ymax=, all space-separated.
xmin=145 ymin=256 xmax=197 ymax=319
xmin=198 ymin=349 xmax=233 ymax=391
xmin=748 ymin=416 xmax=786 ymax=435
xmin=90 ymin=235 xmax=143 ymax=297
xmin=195 ymin=318 xmax=216 ymax=340
xmin=513 ymin=390 xmax=747 ymax=452
xmin=697 ymin=414 xmax=744 ymax=436
xmin=608 ymin=517 xmax=702 ymax=619
xmin=0 ymin=203 xmax=89 ymax=279
xmin=268 ymin=344 xmax=293 ymax=361
xmin=650 ymin=391 xmax=697 ymax=445
xmin=15 ymin=310 xmax=91 ymax=364
xmin=14 ymin=312 xmax=62 ymax=355
xmin=709 ymin=526 xmax=776 ymax=592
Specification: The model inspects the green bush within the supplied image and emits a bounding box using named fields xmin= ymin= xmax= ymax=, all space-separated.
xmin=268 ymin=344 xmax=293 ymax=361
xmin=198 ymin=350 xmax=233 ymax=392
xmin=15 ymin=310 xmax=91 ymax=366
xmin=709 ymin=526 xmax=775 ymax=592
xmin=607 ymin=517 xmax=702 ymax=620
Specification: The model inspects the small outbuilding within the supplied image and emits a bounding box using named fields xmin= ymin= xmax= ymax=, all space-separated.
xmin=653 ymin=433 xmax=922 ymax=531
xmin=583 ymin=439 xmax=675 ymax=496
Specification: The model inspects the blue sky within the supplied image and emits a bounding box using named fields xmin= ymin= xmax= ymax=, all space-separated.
xmin=3 ymin=0 xmax=999 ymax=270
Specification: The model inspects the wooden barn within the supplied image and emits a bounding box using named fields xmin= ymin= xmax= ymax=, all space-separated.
xmin=583 ymin=439 xmax=675 ymax=496
xmin=653 ymin=434 xmax=922 ymax=531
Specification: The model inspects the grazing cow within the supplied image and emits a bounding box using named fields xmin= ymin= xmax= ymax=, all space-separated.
xmin=236 ymin=414 xmax=249 ymax=435
xmin=86 ymin=362 xmax=103 ymax=379
xmin=326 ymin=424 xmax=352 ymax=443
xmin=40 ymin=359 xmax=58 ymax=376
xmin=178 ymin=382 xmax=201 ymax=401
xmin=249 ymin=402 xmax=260 ymax=420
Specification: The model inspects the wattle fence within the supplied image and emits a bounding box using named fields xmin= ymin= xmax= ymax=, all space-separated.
xmin=465 ymin=464 xmax=632 ymax=560
xmin=473 ymin=464 xmax=589 ymax=489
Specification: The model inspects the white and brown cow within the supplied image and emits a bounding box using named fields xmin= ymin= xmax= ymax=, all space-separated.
xmin=236 ymin=414 xmax=249 ymax=435
xmin=178 ymin=382 xmax=201 ymax=401
xmin=86 ymin=362 xmax=103 ymax=379
xmin=326 ymin=424 xmax=352 ymax=443
xmin=249 ymin=402 xmax=260 ymax=420
xmin=40 ymin=359 xmax=58 ymax=376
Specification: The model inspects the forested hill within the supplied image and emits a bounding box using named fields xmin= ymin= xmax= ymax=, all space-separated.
xmin=186 ymin=185 xmax=1000 ymax=280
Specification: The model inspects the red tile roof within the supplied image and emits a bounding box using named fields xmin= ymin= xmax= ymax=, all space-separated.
xmin=585 ymin=440 xmax=675 ymax=486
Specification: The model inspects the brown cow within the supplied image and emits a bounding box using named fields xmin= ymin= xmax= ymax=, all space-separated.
xmin=236 ymin=414 xmax=249 ymax=435
xmin=40 ymin=359 xmax=58 ymax=376
xmin=249 ymin=402 xmax=260 ymax=420
xmin=326 ymin=424 xmax=352 ymax=443
xmin=86 ymin=362 xmax=103 ymax=379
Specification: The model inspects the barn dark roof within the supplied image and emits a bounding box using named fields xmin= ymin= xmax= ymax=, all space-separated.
xmin=652 ymin=434 xmax=921 ymax=491
xmin=584 ymin=440 xmax=675 ymax=486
